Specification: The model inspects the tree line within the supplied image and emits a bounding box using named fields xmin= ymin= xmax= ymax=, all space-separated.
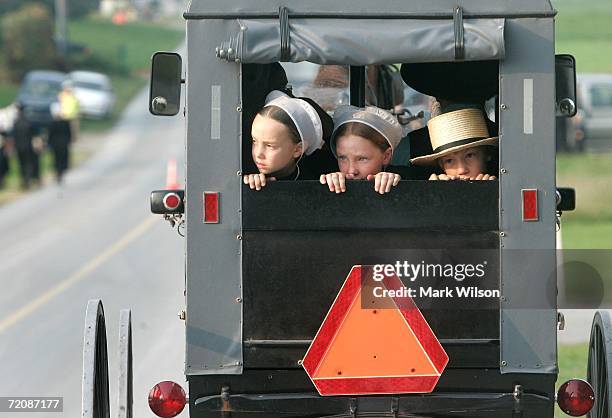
xmin=0 ymin=0 xmax=99 ymax=18
xmin=0 ymin=1 xmax=99 ymax=83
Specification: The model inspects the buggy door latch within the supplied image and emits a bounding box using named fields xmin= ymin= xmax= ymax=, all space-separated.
xmin=558 ymin=312 xmax=566 ymax=330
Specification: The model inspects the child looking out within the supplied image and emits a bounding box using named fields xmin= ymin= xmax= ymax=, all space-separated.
xmin=410 ymin=108 xmax=498 ymax=181
xmin=244 ymin=91 xmax=326 ymax=190
xmin=321 ymin=106 xmax=402 ymax=194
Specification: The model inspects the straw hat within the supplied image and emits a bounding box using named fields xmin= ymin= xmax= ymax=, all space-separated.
xmin=410 ymin=108 xmax=498 ymax=165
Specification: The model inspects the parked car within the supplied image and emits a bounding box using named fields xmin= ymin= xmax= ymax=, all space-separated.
xmin=16 ymin=70 xmax=67 ymax=129
xmin=69 ymin=71 xmax=115 ymax=119
xmin=575 ymin=73 xmax=612 ymax=151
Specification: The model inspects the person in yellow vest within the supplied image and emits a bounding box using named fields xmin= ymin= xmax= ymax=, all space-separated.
xmin=49 ymin=81 xmax=80 ymax=184
xmin=58 ymin=81 xmax=80 ymax=131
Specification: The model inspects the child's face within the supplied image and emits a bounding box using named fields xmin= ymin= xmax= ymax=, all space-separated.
xmin=335 ymin=134 xmax=392 ymax=180
xmin=438 ymin=147 xmax=488 ymax=178
xmin=251 ymin=114 xmax=302 ymax=176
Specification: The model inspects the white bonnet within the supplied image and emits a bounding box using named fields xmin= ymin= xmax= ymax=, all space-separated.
xmin=264 ymin=91 xmax=324 ymax=156
xmin=331 ymin=105 xmax=402 ymax=156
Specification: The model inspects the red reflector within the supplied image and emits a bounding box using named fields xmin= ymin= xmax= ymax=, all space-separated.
xmin=522 ymin=189 xmax=538 ymax=221
xmin=557 ymin=379 xmax=594 ymax=416
xmin=302 ymin=266 xmax=448 ymax=396
xmin=148 ymin=381 xmax=187 ymax=418
xmin=163 ymin=193 xmax=181 ymax=211
xmin=204 ymin=192 xmax=219 ymax=223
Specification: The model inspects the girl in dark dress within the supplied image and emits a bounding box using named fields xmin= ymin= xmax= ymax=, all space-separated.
xmin=243 ymin=91 xmax=331 ymax=190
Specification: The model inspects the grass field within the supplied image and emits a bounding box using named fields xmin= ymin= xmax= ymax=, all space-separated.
xmin=557 ymin=153 xmax=612 ymax=249
xmin=0 ymin=84 xmax=17 ymax=109
xmin=554 ymin=0 xmax=612 ymax=72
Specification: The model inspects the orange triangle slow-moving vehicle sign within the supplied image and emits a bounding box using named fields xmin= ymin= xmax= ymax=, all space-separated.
xmin=302 ymin=265 xmax=448 ymax=396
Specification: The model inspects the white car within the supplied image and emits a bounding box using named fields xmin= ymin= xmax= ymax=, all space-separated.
xmin=576 ymin=73 xmax=612 ymax=151
xmin=69 ymin=71 xmax=115 ymax=119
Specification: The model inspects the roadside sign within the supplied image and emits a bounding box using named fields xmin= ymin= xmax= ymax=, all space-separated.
xmin=302 ymin=265 xmax=448 ymax=396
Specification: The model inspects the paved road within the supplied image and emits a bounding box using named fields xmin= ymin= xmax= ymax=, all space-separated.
xmin=0 ymin=86 xmax=188 ymax=417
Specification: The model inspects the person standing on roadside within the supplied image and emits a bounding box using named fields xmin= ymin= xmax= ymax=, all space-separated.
xmin=49 ymin=81 xmax=80 ymax=184
xmin=8 ymin=103 xmax=37 ymax=189
xmin=0 ymin=130 xmax=9 ymax=189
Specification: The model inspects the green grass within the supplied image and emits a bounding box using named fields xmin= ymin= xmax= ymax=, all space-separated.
xmin=0 ymin=84 xmax=18 ymax=108
xmin=556 ymin=153 xmax=612 ymax=248
xmin=560 ymin=219 xmax=612 ymax=249
xmin=554 ymin=0 xmax=612 ymax=72
xmin=557 ymin=154 xmax=612 ymax=221
xmin=552 ymin=0 xmax=612 ymax=14
xmin=68 ymin=17 xmax=183 ymax=76
xmin=557 ymin=343 xmax=588 ymax=389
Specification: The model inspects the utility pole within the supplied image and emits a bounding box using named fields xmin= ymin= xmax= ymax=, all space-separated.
xmin=54 ymin=0 xmax=68 ymax=56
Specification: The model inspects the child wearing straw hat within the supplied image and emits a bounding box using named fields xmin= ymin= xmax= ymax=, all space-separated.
xmin=244 ymin=91 xmax=329 ymax=190
xmin=320 ymin=106 xmax=403 ymax=194
xmin=410 ymin=108 xmax=498 ymax=181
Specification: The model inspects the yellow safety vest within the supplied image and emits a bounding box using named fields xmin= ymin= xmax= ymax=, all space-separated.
xmin=59 ymin=91 xmax=80 ymax=120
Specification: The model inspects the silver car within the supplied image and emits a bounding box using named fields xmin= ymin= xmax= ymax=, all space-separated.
xmin=576 ymin=73 xmax=612 ymax=151
xmin=69 ymin=71 xmax=115 ymax=119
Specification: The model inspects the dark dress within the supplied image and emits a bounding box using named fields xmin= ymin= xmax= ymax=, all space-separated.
xmin=10 ymin=114 xmax=38 ymax=188
xmin=242 ymin=63 xmax=339 ymax=179
xmin=0 ymin=131 xmax=9 ymax=187
xmin=48 ymin=120 xmax=72 ymax=181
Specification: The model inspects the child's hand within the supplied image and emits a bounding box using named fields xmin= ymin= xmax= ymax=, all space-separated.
xmin=320 ymin=172 xmax=347 ymax=193
xmin=458 ymin=174 xmax=497 ymax=181
xmin=429 ymin=173 xmax=458 ymax=181
xmin=472 ymin=173 xmax=496 ymax=181
xmin=243 ymin=173 xmax=275 ymax=190
xmin=367 ymin=172 xmax=401 ymax=194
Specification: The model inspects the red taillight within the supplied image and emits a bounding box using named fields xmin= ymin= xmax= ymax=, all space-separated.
xmin=204 ymin=192 xmax=220 ymax=223
xmin=163 ymin=193 xmax=181 ymax=211
xmin=148 ymin=381 xmax=187 ymax=418
xmin=557 ymin=379 xmax=594 ymax=416
xmin=522 ymin=188 xmax=538 ymax=221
